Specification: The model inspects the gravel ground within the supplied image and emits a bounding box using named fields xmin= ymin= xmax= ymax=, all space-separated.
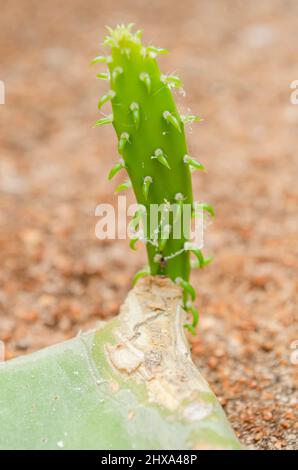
xmin=0 ymin=0 xmax=297 ymax=450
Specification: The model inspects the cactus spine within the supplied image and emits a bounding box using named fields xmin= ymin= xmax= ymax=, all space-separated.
xmin=93 ymin=24 xmax=214 ymax=332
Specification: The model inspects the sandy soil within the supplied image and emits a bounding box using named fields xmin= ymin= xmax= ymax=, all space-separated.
xmin=0 ymin=0 xmax=297 ymax=450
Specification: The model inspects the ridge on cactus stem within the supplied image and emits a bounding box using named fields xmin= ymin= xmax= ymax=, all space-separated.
xmin=93 ymin=24 xmax=214 ymax=331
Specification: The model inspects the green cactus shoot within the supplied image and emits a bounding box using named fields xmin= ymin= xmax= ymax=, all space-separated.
xmin=93 ymin=24 xmax=214 ymax=334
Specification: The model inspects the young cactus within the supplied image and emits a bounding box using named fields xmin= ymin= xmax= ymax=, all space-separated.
xmin=93 ymin=24 xmax=214 ymax=330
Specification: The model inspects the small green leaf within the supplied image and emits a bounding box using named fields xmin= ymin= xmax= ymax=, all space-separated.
xmin=195 ymin=202 xmax=215 ymax=218
xmin=146 ymin=46 xmax=168 ymax=56
xmin=181 ymin=114 xmax=202 ymax=124
xmin=173 ymin=193 xmax=185 ymax=224
xmin=189 ymin=248 xmax=213 ymax=269
xmin=161 ymin=75 xmax=183 ymax=89
xmin=175 ymin=277 xmax=196 ymax=301
xmin=159 ymin=224 xmax=171 ymax=251
xmin=129 ymin=237 xmax=139 ymax=251
xmin=183 ymin=155 xmax=205 ymax=171
xmin=151 ymin=149 xmax=171 ymax=169
xmin=130 ymin=102 xmax=140 ymax=129
xmin=185 ymin=302 xmax=199 ymax=328
xmin=139 ymin=72 xmax=151 ymax=94
xmin=184 ymin=323 xmax=197 ymax=336
xmin=96 ymin=72 xmax=110 ymax=80
xmin=132 ymin=267 xmax=149 ymax=285
xmin=163 ymin=111 xmax=181 ymax=133
xmin=118 ymin=132 xmax=130 ymax=154
xmin=135 ymin=29 xmax=143 ymax=41
xmin=98 ymin=91 xmax=115 ymax=110
xmin=112 ymin=66 xmax=123 ymax=81
xmin=108 ymin=160 xmax=125 ymax=180
xmin=129 ymin=208 xmax=145 ymax=232
xmin=91 ymin=55 xmax=109 ymax=65
xmin=142 ymin=176 xmax=152 ymax=200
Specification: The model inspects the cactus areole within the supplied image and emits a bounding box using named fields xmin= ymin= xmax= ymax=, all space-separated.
xmin=93 ymin=25 xmax=214 ymax=333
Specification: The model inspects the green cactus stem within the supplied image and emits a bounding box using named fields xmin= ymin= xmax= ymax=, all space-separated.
xmin=93 ymin=24 xmax=213 ymax=329
xmin=0 ymin=277 xmax=243 ymax=450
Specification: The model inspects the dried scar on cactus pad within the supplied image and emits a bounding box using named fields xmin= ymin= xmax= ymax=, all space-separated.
xmin=93 ymin=24 xmax=215 ymax=334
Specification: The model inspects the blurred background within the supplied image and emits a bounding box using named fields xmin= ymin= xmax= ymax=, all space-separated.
xmin=0 ymin=0 xmax=297 ymax=449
